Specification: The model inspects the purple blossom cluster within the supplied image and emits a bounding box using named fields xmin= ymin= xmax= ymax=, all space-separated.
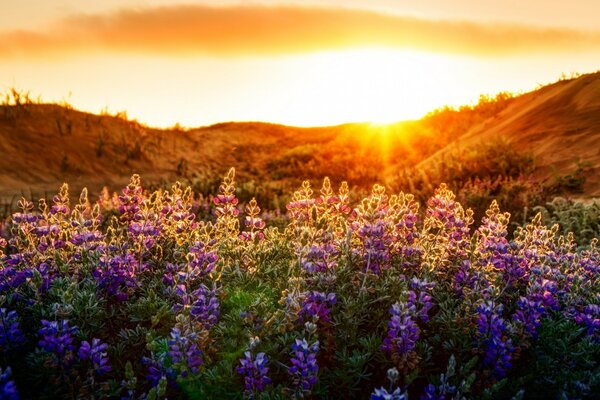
xmin=371 ymin=387 xmax=407 ymax=400
xmin=168 ymin=327 xmax=204 ymax=377
xmin=142 ymin=352 xmax=175 ymax=387
xmin=476 ymin=301 xmax=514 ymax=378
xmin=355 ymin=219 xmax=393 ymax=274
xmin=298 ymin=291 xmax=337 ymax=324
xmin=0 ymin=309 xmax=25 ymax=351
xmin=186 ymin=241 xmax=218 ymax=279
xmin=1 ymin=171 xmax=599 ymax=398
xmin=240 ymin=198 xmax=266 ymax=241
xmin=286 ymin=181 xmax=315 ymax=224
xmin=409 ymin=278 xmax=435 ymax=322
xmin=424 ymin=184 xmax=474 ymax=262
xmin=237 ymin=351 xmax=272 ymax=394
xmin=174 ymin=282 xmax=220 ymax=331
xmin=38 ymin=319 xmax=78 ymax=368
xmin=78 ymin=338 xmax=111 ymax=375
xmin=289 ymin=338 xmax=319 ymax=395
xmin=573 ymin=303 xmax=600 ymax=342
xmin=93 ymin=252 xmax=139 ymax=301
xmin=300 ymin=240 xmax=339 ymax=274
xmin=381 ymin=302 xmax=420 ymax=367
xmin=0 ymin=366 xmax=19 ymax=400
xmin=118 ymin=175 xmax=143 ymax=222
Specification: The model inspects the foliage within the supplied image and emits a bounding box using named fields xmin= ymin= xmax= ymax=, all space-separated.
xmin=0 ymin=170 xmax=598 ymax=399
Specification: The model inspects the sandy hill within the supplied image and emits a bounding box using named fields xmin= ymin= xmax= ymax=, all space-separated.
xmin=0 ymin=71 xmax=599 ymax=206
xmin=418 ymin=72 xmax=600 ymax=196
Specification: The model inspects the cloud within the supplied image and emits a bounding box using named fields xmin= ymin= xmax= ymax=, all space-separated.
xmin=1 ymin=4 xmax=600 ymax=58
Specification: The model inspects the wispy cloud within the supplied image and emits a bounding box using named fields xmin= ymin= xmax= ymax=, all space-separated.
xmin=1 ymin=4 xmax=599 ymax=58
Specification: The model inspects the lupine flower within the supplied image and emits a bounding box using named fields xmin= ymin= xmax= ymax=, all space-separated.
xmin=371 ymin=387 xmax=407 ymax=400
xmin=190 ymin=284 xmax=220 ymax=330
xmin=289 ymin=339 xmax=319 ymax=395
xmin=381 ymin=302 xmax=419 ymax=367
xmin=0 ymin=309 xmax=25 ymax=351
xmin=420 ymin=384 xmax=440 ymax=400
xmin=354 ymin=219 xmax=393 ymax=274
xmin=573 ymin=304 xmax=600 ymax=342
xmin=214 ymin=167 xmax=240 ymax=237
xmin=513 ymin=296 xmax=545 ymax=339
xmin=79 ymin=338 xmax=112 ymax=375
xmin=0 ymin=266 xmax=33 ymax=295
xmin=175 ymin=283 xmax=220 ymax=330
xmin=453 ymin=260 xmax=480 ymax=297
xmin=298 ymin=291 xmax=337 ymax=325
xmin=371 ymin=367 xmax=407 ymax=400
xmin=300 ymin=240 xmax=339 ymax=274
xmin=476 ymin=301 xmax=514 ymax=378
xmin=38 ymin=319 xmax=78 ymax=368
xmin=141 ymin=353 xmax=175 ymax=387
xmin=128 ymin=210 xmax=161 ymax=250
xmin=0 ymin=366 xmax=19 ymax=400
xmin=240 ymin=198 xmax=266 ymax=241
xmin=287 ymin=181 xmax=315 ymax=224
xmin=168 ymin=328 xmax=204 ymax=377
xmin=237 ymin=351 xmax=272 ymax=394
xmin=186 ymin=241 xmax=218 ymax=279
xmin=93 ymin=253 xmax=138 ymax=301
xmin=118 ymin=175 xmax=143 ymax=222
xmin=424 ymin=184 xmax=474 ymax=262
xmin=409 ymin=278 xmax=435 ymax=322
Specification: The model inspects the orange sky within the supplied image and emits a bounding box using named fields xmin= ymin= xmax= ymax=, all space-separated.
xmin=1 ymin=1 xmax=599 ymax=127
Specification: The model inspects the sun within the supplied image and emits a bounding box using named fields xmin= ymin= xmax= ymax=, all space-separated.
xmin=267 ymin=47 xmax=476 ymax=126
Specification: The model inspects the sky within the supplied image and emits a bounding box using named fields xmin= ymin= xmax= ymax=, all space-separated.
xmin=1 ymin=1 xmax=599 ymax=127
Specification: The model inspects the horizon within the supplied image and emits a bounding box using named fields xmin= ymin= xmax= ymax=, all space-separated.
xmin=2 ymin=69 xmax=593 ymax=130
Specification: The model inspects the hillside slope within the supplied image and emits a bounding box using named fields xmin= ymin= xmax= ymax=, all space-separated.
xmin=419 ymin=72 xmax=600 ymax=196
xmin=0 ymin=71 xmax=599 ymax=204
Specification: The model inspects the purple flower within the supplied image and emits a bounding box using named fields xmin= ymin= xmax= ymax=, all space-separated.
xmin=0 ymin=366 xmax=19 ymax=400
xmin=409 ymin=278 xmax=435 ymax=322
xmin=237 ymin=351 xmax=272 ymax=394
xmin=289 ymin=339 xmax=319 ymax=394
xmin=190 ymin=285 xmax=220 ymax=330
xmin=38 ymin=320 xmax=78 ymax=368
xmin=425 ymin=185 xmax=473 ymax=261
xmin=128 ymin=215 xmax=161 ymax=250
xmin=0 ymin=309 xmax=25 ymax=351
xmin=300 ymin=241 xmax=339 ymax=274
xmin=0 ymin=265 xmax=34 ymax=295
xmin=79 ymin=338 xmax=112 ymax=375
xmin=118 ymin=175 xmax=143 ymax=222
xmin=168 ymin=328 xmax=204 ymax=377
xmin=574 ymin=304 xmax=600 ymax=342
xmin=476 ymin=301 xmax=514 ymax=378
xmin=354 ymin=219 xmax=393 ymax=275
xmin=93 ymin=253 xmax=138 ymax=301
xmin=186 ymin=242 xmax=218 ymax=279
xmin=298 ymin=291 xmax=337 ymax=325
xmin=371 ymin=387 xmax=407 ymax=400
xmin=381 ymin=303 xmax=419 ymax=366
xmin=175 ymin=283 xmax=220 ymax=330
xmin=240 ymin=198 xmax=266 ymax=241
xmin=141 ymin=353 xmax=175 ymax=387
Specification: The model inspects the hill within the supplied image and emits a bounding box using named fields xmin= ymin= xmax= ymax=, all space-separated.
xmin=418 ymin=71 xmax=600 ymax=196
xmin=0 ymin=71 xmax=598 ymax=209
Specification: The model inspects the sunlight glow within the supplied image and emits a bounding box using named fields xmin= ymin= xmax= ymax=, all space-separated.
xmin=270 ymin=48 xmax=476 ymax=125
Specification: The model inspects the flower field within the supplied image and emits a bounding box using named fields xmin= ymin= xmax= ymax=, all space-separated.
xmin=0 ymin=168 xmax=598 ymax=399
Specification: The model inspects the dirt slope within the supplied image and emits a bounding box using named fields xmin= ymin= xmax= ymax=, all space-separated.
xmin=1 ymin=71 xmax=599 ymax=203
xmin=419 ymin=72 xmax=600 ymax=196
